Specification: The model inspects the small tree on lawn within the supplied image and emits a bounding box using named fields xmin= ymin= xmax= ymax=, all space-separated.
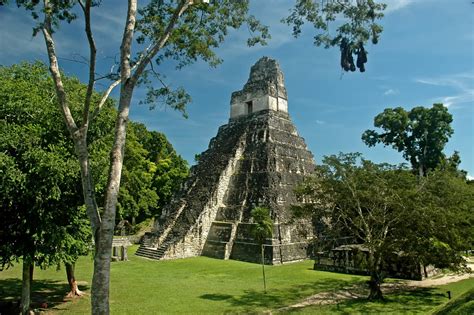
xmin=251 ymin=206 xmax=273 ymax=293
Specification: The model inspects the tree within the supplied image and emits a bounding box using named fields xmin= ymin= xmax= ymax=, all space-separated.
xmin=0 ymin=62 xmax=93 ymax=313
xmin=293 ymin=153 xmax=472 ymax=300
xmin=251 ymin=206 xmax=273 ymax=294
xmin=398 ymin=168 xmax=474 ymax=274
xmin=283 ymin=0 xmax=386 ymax=72
xmin=117 ymin=123 xmax=159 ymax=225
xmin=117 ymin=122 xmax=189 ymax=226
xmin=129 ymin=123 xmax=189 ymax=221
xmin=10 ymin=1 xmax=269 ymax=313
xmin=362 ymin=104 xmax=454 ymax=176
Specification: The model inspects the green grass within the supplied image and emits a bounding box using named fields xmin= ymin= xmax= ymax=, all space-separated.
xmin=0 ymin=246 xmax=365 ymax=313
xmin=285 ymin=277 xmax=474 ymax=314
xmin=432 ymin=287 xmax=474 ymax=315
xmin=0 ymin=246 xmax=473 ymax=314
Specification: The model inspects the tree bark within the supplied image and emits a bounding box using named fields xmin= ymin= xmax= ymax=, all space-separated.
xmin=261 ymin=244 xmax=267 ymax=294
xmin=21 ymin=261 xmax=33 ymax=315
xmin=91 ymin=81 xmax=134 ymax=314
xmin=367 ymin=251 xmax=384 ymax=300
xmin=368 ymin=274 xmax=384 ymax=300
xmin=66 ymin=263 xmax=84 ymax=298
xmin=74 ymin=132 xmax=101 ymax=232
xmin=41 ymin=2 xmax=101 ymax=233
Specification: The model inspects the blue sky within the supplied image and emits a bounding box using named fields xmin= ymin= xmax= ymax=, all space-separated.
xmin=1 ymin=0 xmax=473 ymax=177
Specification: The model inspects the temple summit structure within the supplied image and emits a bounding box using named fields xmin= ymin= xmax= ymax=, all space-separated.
xmin=136 ymin=57 xmax=316 ymax=264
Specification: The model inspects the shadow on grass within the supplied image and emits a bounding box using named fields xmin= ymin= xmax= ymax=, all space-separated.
xmin=0 ymin=278 xmax=89 ymax=313
xmin=287 ymin=287 xmax=448 ymax=314
xmin=200 ymin=293 xmax=233 ymax=301
xmin=200 ymin=277 xmax=364 ymax=312
xmin=432 ymin=288 xmax=474 ymax=315
xmin=344 ymin=287 xmax=444 ymax=313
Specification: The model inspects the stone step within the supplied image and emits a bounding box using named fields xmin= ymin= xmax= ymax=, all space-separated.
xmin=135 ymin=246 xmax=163 ymax=260
xmin=137 ymin=249 xmax=160 ymax=255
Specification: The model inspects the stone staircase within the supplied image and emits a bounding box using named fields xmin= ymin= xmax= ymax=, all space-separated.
xmin=135 ymin=231 xmax=180 ymax=260
xmin=135 ymin=246 xmax=162 ymax=260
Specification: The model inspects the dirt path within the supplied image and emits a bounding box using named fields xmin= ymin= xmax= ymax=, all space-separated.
xmin=279 ymin=261 xmax=474 ymax=312
xmin=405 ymin=272 xmax=473 ymax=287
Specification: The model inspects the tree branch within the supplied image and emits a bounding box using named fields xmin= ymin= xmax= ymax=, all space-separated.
xmin=41 ymin=0 xmax=78 ymax=134
xmin=91 ymin=78 xmax=121 ymax=121
xmin=80 ymin=0 xmax=97 ymax=129
xmin=120 ymin=0 xmax=138 ymax=83
xmin=150 ymin=61 xmax=169 ymax=89
xmin=41 ymin=0 xmax=101 ymax=230
xmin=130 ymin=0 xmax=190 ymax=86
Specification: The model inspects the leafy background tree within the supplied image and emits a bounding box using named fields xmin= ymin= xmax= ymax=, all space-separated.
xmin=0 ymin=62 xmax=92 ymax=313
xmin=122 ymin=123 xmax=188 ymax=224
xmin=362 ymin=104 xmax=454 ymax=177
xmin=398 ymin=168 xmax=474 ymax=273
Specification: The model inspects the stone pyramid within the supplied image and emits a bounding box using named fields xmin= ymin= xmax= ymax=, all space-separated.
xmin=136 ymin=57 xmax=315 ymax=264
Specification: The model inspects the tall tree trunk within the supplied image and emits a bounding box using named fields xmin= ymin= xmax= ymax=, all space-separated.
xmin=21 ymin=261 xmax=33 ymax=315
xmin=74 ymin=133 xmax=101 ymax=232
xmin=66 ymin=262 xmax=83 ymax=298
xmin=418 ymin=164 xmax=424 ymax=177
xmin=368 ymin=273 xmax=384 ymax=300
xmin=91 ymin=84 xmax=133 ymax=315
xmin=367 ymin=251 xmax=384 ymax=300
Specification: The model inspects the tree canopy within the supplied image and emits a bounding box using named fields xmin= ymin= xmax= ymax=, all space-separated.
xmin=294 ymin=152 xmax=473 ymax=300
xmin=284 ymin=0 xmax=386 ymax=72
xmin=362 ymin=104 xmax=454 ymax=176
xmin=118 ymin=122 xmax=188 ymax=225
xmin=251 ymin=206 xmax=273 ymax=246
xmin=0 ymin=62 xmax=91 ymax=270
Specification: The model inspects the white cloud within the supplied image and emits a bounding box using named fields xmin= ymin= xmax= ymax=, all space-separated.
xmin=383 ymin=0 xmax=416 ymax=13
xmin=0 ymin=10 xmax=46 ymax=61
xmin=438 ymin=94 xmax=474 ymax=108
xmin=415 ymin=73 xmax=474 ymax=108
xmin=91 ymin=4 xmax=127 ymax=46
xmin=383 ymin=88 xmax=398 ymax=96
xmin=315 ymin=120 xmax=326 ymax=125
xmin=0 ymin=7 xmax=91 ymax=64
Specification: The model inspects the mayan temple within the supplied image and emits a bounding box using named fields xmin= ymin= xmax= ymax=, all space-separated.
xmin=136 ymin=57 xmax=316 ymax=264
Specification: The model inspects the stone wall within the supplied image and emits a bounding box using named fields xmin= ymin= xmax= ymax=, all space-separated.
xmin=230 ymin=57 xmax=288 ymax=119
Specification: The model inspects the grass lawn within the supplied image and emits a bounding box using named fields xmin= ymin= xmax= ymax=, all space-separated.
xmin=0 ymin=246 xmax=472 ymax=314
xmin=431 ymin=287 xmax=474 ymax=315
xmin=288 ymin=278 xmax=474 ymax=314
